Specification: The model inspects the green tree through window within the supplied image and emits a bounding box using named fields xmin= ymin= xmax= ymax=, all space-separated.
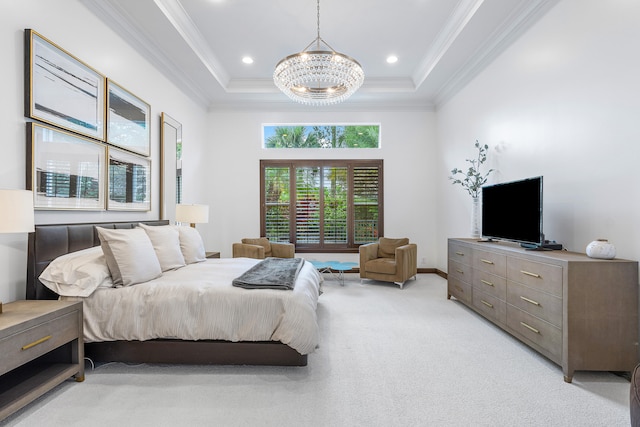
xmin=264 ymin=125 xmax=380 ymax=148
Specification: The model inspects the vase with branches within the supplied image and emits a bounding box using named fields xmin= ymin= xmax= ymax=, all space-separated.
xmin=449 ymin=141 xmax=494 ymax=238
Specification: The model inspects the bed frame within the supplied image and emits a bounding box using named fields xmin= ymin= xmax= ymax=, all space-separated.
xmin=26 ymin=220 xmax=307 ymax=366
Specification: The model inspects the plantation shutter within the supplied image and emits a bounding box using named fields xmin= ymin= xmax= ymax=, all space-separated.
xmin=295 ymin=167 xmax=321 ymax=244
xmin=264 ymin=166 xmax=290 ymax=243
xmin=353 ymin=165 xmax=381 ymax=243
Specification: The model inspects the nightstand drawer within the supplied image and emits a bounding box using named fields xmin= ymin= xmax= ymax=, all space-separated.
xmin=0 ymin=311 xmax=79 ymax=375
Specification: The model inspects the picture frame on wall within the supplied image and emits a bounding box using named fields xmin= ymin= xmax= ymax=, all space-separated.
xmin=107 ymin=147 xmax=151 ymax=211
xmin=24 ymin=29 xmax=106 ymax=141
xmin=107 ymin=79 xmax=151 ymax=157
xmin=27 ymin=122 xmax=106 ymax=210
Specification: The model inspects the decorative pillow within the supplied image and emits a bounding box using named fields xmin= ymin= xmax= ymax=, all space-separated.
xmin=138 ymin=223 xmax=186 ymax=271
xmin=39 ymin=246 xmax=113 ymax=297
xmin=377 ymin=237 xmax=410 ymax=258
xmin=242 ymin=237 xmax=272 ymax=257
xmin=177 ymin=226 xmax=206 ymax=264
xmin=96 ymin=227 xmax=162 ymax=286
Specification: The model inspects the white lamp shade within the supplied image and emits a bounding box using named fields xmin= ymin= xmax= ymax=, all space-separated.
xmin=0 ymin=189 xmax=35 ymax=233
xmin=175 ymin=204 xmax=209 ymax=224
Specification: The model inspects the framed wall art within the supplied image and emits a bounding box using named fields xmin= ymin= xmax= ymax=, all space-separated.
xmin=27 ymin=122 xmax=106 ymax=210
xmin=24 ymin=29 xmax=106 ymax=141
xmin=107 ymin=79 xmax=151 ymax=156
xmin=107 ymin=147 xmax=151 ymax=211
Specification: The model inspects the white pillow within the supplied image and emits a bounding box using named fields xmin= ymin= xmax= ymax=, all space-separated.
xmin=176 ymin=226 xmax=206 ymax=264
xmin=137 ymin=223 xmax=186 ymax=271
xmin=96 ymin=227 xmax=162 ymax=287
xmin=39 ymin=246 xmax=113 ymax=297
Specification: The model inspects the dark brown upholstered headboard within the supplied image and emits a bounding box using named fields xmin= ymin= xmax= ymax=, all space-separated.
xmin=27 ymin=220 xmax=169 ymax=300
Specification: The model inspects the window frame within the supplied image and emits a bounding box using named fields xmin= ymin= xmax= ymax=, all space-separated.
xmin=260 ymin=159 xmax=383 ymax=253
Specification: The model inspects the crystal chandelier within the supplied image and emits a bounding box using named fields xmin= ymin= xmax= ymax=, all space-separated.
xmin=273 ymin=0 xmax=364 ymax=106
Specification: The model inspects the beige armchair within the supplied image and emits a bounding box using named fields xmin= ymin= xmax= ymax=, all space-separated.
xmin=232 ymin=237 xmax=295 ymax=259
xmin=359 ymin=237 xmax=417 ymax=289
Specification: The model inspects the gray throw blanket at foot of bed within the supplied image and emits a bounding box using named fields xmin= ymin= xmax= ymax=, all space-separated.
xmin=232 ymin=257 xmax=305 ymax=290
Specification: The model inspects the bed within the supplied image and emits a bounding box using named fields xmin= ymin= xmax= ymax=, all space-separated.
xmin=26 ymin=220 xmax=322 ymax=366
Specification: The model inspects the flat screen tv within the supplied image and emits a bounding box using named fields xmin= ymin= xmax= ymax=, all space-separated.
xmin=481 ymin=176 xmax=543 ymax=247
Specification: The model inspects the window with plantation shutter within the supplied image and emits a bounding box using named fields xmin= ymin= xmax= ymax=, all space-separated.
xmin=261 ymin=160 xmax=383 ymax=252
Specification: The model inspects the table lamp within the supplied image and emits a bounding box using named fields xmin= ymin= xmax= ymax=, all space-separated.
xmin=0 ymin=189 xmax=35 ymax=314
xmin=175 ymin=204 xmax=209 ymax=228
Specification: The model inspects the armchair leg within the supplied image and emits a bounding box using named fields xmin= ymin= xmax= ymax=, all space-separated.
xmin=394 ymin=281 xmax=405 ymax=289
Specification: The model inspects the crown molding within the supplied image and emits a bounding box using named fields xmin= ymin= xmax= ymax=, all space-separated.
xmin=433 ymin=0 xmax=562 ymax=107
xmin=412 ymin=0 xmax=484 ymax=89
xmin=153 ymin=0 xmax=230 ymax=86
xmin=80 ymin=0 xmax=211 ymax=108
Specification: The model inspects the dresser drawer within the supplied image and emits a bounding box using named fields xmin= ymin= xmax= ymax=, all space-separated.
xmin=473 ymin=290 xmax=506 ymax=325
xmin=448 ymin=259 xmax=472 ymax=283
xmin=448 ymin=277 xmax=472 ymax=304
xmin=473 ymin=249 xmax=506 ymax=277
xmin=448 ymin=243 xmax=472 ymax=265
xmin=507 ymin=257 xmax=562 ymax=297
xmin=0 ymin=311 xmax=79 ymax=375
xmin=507 ymin=305 xmax=561 ymax=361
xmin=473 ymin=270 xmax=507 ymax=300
xmin=507 ymin=281 xmax=562 ymax=328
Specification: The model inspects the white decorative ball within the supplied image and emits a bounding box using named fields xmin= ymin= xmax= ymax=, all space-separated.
xmin=586 ymin=239 xmax=616 ymax=259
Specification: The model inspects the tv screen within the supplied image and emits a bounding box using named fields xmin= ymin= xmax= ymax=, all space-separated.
xmin=481 ymin=176 xmax=543 ymax=246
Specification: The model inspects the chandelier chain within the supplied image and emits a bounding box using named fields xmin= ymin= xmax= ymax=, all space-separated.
xmin=316 ymin=0 xmax=320 ymax=43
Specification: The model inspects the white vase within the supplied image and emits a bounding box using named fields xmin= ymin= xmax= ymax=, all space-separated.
xmin=470 ymin=196 xmax=481 ymax=239
xmin=586 ymin=239 xmax=616 ymax=259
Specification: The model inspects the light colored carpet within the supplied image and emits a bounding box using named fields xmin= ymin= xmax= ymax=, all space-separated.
xmin=1 ymin=274 xmax=631 ymax=426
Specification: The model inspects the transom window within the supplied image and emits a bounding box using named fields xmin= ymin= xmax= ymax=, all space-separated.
xmin=263 ymin=125 xmax=380 ymax=148
xmin=261 ymin=160 xmax=383 ymax=252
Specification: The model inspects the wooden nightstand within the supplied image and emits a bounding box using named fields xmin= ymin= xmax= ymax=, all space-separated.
xmin=206 ymin=251 xmax=220 ymax=259
xmin=0 ymin=300 xmax=84 ymax=421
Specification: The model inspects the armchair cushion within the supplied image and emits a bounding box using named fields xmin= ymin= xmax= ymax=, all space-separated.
xmin=378 ymin=237 xmax=409 ymax=258
xmin=241 ymin=237 xmax=272 ymax=257
xmin=233 ymin=238 xmax=295 ymax=259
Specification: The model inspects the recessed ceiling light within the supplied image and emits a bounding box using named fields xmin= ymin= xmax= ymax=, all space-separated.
xmin=386 ymin=55 xmax=398 ymax=64
xmin=242 ymin=56 xmax=254 ymax=64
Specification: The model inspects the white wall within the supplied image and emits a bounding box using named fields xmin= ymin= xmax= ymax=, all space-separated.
xmin=0 ymin=0 xmax=209 ymax=302
xmin=435 ymin=0 xmax=640 ymax=271
xmin=202 ymin=110 xmax=437 ymax=264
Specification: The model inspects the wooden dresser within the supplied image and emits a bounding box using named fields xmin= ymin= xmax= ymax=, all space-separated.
xmin=448 ymin=238 xmax=639 ymax=382
xmin=0 ymin=300 xmax=84 ymax=420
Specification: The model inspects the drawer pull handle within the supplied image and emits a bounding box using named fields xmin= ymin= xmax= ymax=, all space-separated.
xmin=520 ymin=296 xmax=540 ymax=306
xmin=456 ymin=269 xmax=464 ymax=274
xmin=521 ymin=270 xmax=541 ymax=279
xmin=455 ymin=251 xmax=464 ymax=256
xmin=21 ymin=335 xmax=52 ymax=351
xmin=481 ymin=279 xmax=494 ymax=287
xmin=481 ymin=300 xmax=493 ymax=308
xmin=481 ymin=259 xmax=494 ymax=265
xmin=520 ymin=322 xmax=540 ymax=334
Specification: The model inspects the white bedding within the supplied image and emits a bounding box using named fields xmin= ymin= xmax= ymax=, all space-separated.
xmin=61 ymin=257 xmax=322 ymax=355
